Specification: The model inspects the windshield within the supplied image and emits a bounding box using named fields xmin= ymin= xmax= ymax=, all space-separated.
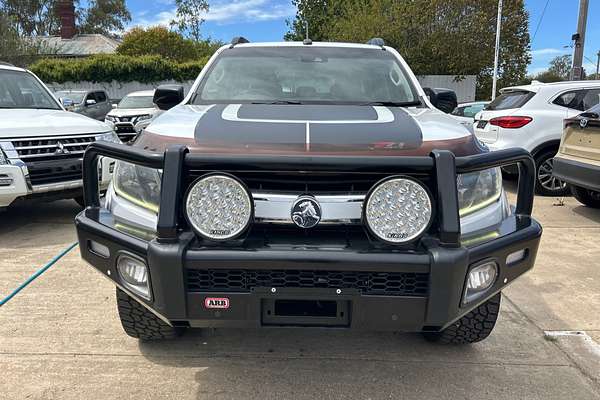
xmin=118 ymin=95 xmax=155 ymax=109
xmin=0 ymin=69 xmax=61 ymax=110
xmin=55 ymin=91 xmax=86 ymax=104
xmin=191 ymin=47 xmax=420 ymax=105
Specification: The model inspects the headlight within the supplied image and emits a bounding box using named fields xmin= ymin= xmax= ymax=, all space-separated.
xmin=105 ymin=115 xmax=117 ymax=122
xmin=457 ymin=167 xmax=502 ymax=217
xmin=185 ymin=174 xmax=253 ymax=241
xmin=0 ymin=148 xmax=7 ymax=165
xmin=113 ymin=161 xmax=161 ymax=213
xmin=364 ymin=177 xmax=433 ymax=244
xmin=137 ymin=114 xmax=152 ymax=121
xmin=95 ymin=131 xmax=121 ymax=143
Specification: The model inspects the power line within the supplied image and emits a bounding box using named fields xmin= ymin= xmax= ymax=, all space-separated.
xmin=531 ymin=0 xmax=551 ymax=44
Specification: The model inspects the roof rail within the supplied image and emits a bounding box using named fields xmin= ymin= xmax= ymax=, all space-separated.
xmin=367 ymin=38 xmax=385 ymax=47
xmin=230 ymin=36 xmax=250 ymax=48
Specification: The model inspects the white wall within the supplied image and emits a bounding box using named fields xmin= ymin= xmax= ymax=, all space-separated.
xmin=48 ymin=75 xmax=477 ymax=103
xmin=416 ymin=75 xmax=477 ymax=103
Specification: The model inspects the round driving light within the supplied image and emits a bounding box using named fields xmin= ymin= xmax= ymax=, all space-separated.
xmin=464 ymin=261 xmax=498 ymax=303
xmin=185 ymin=174 xmax=253 ymax=241
xmin=364 ymin=177 xmax=433 ymax=244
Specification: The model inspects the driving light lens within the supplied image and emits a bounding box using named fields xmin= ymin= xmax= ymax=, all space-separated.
xmin=117 ymin=254 xmax=151 ymax=299
xmin=364 ymin=177 xmax=432 ymax=244
xmin=185 ymin=174 xmax=252 ymax=241
xmin=464 ymin=261 xmax=498 ymax=303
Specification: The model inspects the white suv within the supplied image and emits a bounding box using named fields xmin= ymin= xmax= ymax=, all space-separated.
xmin=474 ymin=81 xmax=600 ymax=196
xmin=0 ymin=63 xmax=118 ymax=209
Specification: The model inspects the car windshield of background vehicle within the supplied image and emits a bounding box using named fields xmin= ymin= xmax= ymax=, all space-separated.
xmin=0 ymin=70 xmax=61 ymax=110
xmin=486 ymin=90 xmax=534 ymax=111
xmin=191 ymin=47 xmax=420 ymax=106
xmin=55 ymin=91 xmax=86 ymax=104
xmin=118 ymin=96 xmax=155 ymax=109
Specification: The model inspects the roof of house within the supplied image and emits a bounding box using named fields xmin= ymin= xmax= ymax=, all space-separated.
xmin=33 ymin=34 xmax=120 ymax=57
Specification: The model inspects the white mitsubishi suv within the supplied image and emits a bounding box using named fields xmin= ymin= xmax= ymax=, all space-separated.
xmin=0 ymin=63 xmax=118 ymax=210
xmin=474 ymin=80 xmax=600 ymax=196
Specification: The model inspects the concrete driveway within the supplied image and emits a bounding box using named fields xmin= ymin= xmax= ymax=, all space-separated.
xmin=1 ymin=191 xmax=599 ymax=399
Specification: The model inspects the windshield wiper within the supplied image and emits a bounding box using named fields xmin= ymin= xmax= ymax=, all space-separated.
xmin=361 ymin=101 xmax=422 ymax=107
xmin=251 ymin=100 xmax=303 ymax=105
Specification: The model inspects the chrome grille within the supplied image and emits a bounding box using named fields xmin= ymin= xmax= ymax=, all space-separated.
xmin=10 ymin=134 xmax=96 ymax=161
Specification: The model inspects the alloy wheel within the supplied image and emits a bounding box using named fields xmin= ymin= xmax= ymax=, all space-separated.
xmin=537 ymin=157 xmax=567 ymax=193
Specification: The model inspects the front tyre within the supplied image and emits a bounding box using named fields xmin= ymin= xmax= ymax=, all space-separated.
xmin=423 ymin=293 xmax=501 ymax=344
xmin=116 ymin=288 xmax=183 ymax=340
xmin=571 ymin=185 xmax=600 ymax=208
xmin=535 ymin=150 xmax=569 ymax=196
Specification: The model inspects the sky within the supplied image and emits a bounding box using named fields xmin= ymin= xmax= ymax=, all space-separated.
xmin=121 ymin=0 xmax=600 ymax=75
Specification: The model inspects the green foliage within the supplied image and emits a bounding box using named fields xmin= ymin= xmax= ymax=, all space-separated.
xmin=29 ymin=54 xmax=208 ymax=83
xmin=548 ymin=54 xmax=572 ymax=80
xmin=286 ymin=0 xmax=531 ymax=100
xmin=0 ymin=12 xmax=44 ymax=66
xmin=530 ymin=70 xmax=564 ymax=83
xmin=117 ymin=26 xmax=204 ymax=62
xmin=170 ymin=0 xmax=209 ymax=42
xmin=0 ymin=0 xmax=69 ymax=36
xmin=79 ymin=0 xmax=131 ymax=35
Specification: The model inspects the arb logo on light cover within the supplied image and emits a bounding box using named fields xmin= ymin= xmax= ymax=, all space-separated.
xmin=204 ymin=297 xmax=230 ymax=309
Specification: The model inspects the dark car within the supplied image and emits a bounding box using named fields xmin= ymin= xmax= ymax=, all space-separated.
xmin=76 ymin=39 xmax=541 ymax=344
xmin=55 ymin=89 xmax=113 ymax=121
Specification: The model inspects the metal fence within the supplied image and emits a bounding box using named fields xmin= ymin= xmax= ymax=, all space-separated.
xmin=47 ymin=75 xmax=477 ymax=103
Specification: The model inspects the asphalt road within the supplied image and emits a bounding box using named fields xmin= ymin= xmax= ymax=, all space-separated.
xmin=1 ymin=188 xmax=599 ymax=399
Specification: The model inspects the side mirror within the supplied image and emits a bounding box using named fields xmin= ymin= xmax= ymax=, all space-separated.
xmin=85 ymin=99 xmax=97 ymax=106
xmin=423 ymin=87 xmax=458 ymax=114
xmin=154 ymin=85 xmax=184 ymax=111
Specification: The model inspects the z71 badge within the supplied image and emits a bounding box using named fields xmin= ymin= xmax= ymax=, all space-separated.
xmin=204 ymin=297 xmax=230 ymax=309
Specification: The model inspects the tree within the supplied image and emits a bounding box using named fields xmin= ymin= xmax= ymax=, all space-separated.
xmin=548 ymin=54 xmax=572 ymax=80
xmin=285 ymin=0 xmax=531 ymax=100
xmin=117 ymin=26 xmax=201 ymax=62
xmin=79 ymin=0 xmax=131 ymax=36
xmin=0 ymin=0 xmax=130 ymax=37
xmin=0 ymin=12 xmax=44 ymax=66
xmin=531 ymin=70 xmax=564 ymax=83
xmin=0 ymin=0 xmax=70 ymax=36
xmin=170 ymin=0 xmax=209 ymax=42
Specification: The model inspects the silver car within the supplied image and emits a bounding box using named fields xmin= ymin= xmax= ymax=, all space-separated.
xmin=55 ymin=89 xmax=113 ymax=121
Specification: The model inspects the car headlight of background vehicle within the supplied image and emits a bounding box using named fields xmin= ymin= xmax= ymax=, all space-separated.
xmin=136 ymin=114 xmax=152 ymax=121
xmin=113 ymin=161 xmax=161 ymax=213
xmin=105 ymin=115 xmax=117 ymax=122
xmin=95 ymin=131 xmax=121 ymax=143
xmin=364 ymin=177 xmax=433 ymax=244
xmin=457 ymin=167 xmax=503 ymax=217
xmin=185 ymin=174 xmax=253 ymax=241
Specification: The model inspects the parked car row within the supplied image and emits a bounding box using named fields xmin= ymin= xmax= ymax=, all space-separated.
xmin=55 ymin=88 xmax=164 ymax=142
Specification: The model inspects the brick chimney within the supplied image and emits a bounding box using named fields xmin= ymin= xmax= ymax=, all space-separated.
xmin=56 ymin=0 xmax=76 ymax=39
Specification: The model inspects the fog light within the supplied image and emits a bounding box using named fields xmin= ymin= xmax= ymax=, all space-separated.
xmin=117 ymin=254 xmax=151 ymax=300
xmin=464 ymin=261 xmax=498 ymax=303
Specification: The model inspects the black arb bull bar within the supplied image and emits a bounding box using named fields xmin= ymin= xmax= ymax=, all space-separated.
xmin=76 ymin=142 xmax=542 ymax=331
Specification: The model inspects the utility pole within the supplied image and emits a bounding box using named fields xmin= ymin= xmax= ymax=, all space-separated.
xmin=571 ymin=0 xmax=589 ymax=80
xmin=491 ymin=0 xmax=503 ymax=100
xmin=596 ymin=50 xmax=599 ymax=78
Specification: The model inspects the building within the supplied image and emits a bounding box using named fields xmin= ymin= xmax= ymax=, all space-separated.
xmin=34 ymin=0 xmax=120 ymax=58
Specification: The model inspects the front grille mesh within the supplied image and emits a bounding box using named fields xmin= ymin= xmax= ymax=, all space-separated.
xmin=186 ymin=269 xmax=429 ymax=296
